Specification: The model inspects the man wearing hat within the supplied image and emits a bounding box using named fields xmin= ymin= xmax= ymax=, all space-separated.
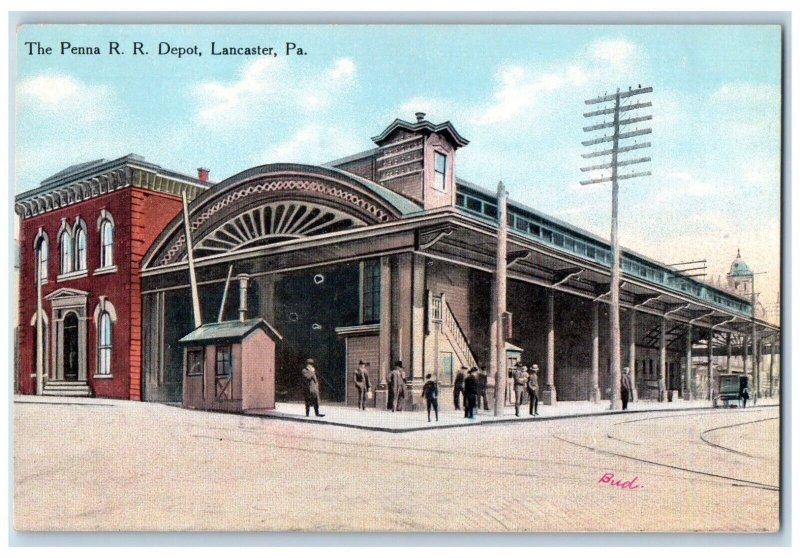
xmin=353 ymin=360 xmax=371 ymax=410
xmin=512 ymin=363 xmax=529 ymax=417
xmin=453 ymin=366 xmax=467 ymax=410
xmin=388 ymin=360 xmax=406 ymax=412
xmin=476 ymin=363 xmax=490 ymax=411
xmin=464 ymin=367 xmax=479 ymax=419
xmin=300 ymin=358 xmax=325 ymax=417
xmin=527 ymin=364 xmax=540 ymax=416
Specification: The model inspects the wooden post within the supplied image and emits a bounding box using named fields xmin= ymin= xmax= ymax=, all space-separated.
xmin=543 ymin=290 xmax=557 ymax=404
xmin=181 ymin=191 xmax=202 ymax=329
xmin=628 ymin=309 xmax=637 ymax=401
xmin=608 ymin=90 xmax=622 ymax=410
xmin=685 ymin=324 xmax=693 ymax=400
xmin=659 ymin=316 xmax=666 ymax=402
xmin=217 ymin=265 xmax=234 ymax=323
xmin=35 ymin=248 xmax=44 ymax=395
xmin=725 ymin=332 xmax=732 ymax=375
xmin=493 ymin=181 xmax=507 ymax=416
xmin=769 ymin=337 xmax=775 ymax=398
xmin=707 ymin=326 xmax=714 ymax=401
xmin=591 ymin=302 xmax=600 ymax=403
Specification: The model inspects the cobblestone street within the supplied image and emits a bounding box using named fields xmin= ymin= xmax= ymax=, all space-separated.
xmin=13 ymin=397 xmax=780 ymax=532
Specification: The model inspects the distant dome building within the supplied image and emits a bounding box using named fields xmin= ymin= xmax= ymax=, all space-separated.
xmin=727 ymin=249 xmax=753 ymax=295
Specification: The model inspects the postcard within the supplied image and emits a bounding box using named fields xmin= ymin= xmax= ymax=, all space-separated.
xmin=11 ymin=21 xmax=782 ymax=533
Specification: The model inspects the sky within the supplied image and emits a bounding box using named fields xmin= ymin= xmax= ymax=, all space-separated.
xmin=13 ymin=24 xmax=783 ymax=308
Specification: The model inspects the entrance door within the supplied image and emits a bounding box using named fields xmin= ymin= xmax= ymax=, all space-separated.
xmin=63 ymin=313 xmax=79 ymax=381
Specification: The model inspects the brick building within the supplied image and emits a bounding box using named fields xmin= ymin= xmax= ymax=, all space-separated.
xmin=15 ymin=155 xmax=208 ymax=399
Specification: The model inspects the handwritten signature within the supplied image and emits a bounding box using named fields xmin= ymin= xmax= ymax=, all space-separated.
xmin=598 ymin=472 xmax=643 ymax=489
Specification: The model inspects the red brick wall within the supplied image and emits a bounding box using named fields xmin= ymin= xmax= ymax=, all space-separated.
xmin=17 ymin=187 xmax=184 ymax=400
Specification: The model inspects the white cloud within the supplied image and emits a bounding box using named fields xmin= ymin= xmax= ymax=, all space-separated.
xmin=470 ymin=63 xmax=589 ymax=126
xmin=16 ymin=73 xmax=114 ymax=122
xmin=711 ymin=83 xmax=779 ymax=106
xmin=588 ymin=39 xmax=639 ymax=72
xmin=256 ymin=124 xmax=362 ymax=165
xmin=193 ymin=57 xmax=357 ymax=128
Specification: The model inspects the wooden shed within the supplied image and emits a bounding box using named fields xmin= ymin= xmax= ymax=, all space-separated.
xmin=179 ymin=318 xmax=282 ymax=413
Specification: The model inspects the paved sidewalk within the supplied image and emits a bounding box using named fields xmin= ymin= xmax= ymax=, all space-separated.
xmin=247 ymin=396 xmax=781 ymax=432
xmin=13 ymin=394 xmax=780 ymax=433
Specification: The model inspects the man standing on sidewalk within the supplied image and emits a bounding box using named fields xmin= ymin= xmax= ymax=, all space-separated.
xmin=527 ymin=364 xmax=540 ymax=416
xmin=512 ymin=363 xmax=529 ymax=417
xmin=422 ymin=373 xmax=439 ymax=422
xmin=464 ymin=367 xmax=479 ymax=419
xmin=453 ymin=366 xmax=467 ymax=410
xmin=301 ymin=359 xmax=325 ymax=417
xmin=476 ymin=363 xmax=490 ymax=411
xmin=621 ymin=367 xmax=633 ymax=411
xmin=353 ymin=360 xmax=371 ymax=410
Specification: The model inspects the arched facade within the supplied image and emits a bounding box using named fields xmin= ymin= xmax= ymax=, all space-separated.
xmin=144 ymin=163 xmax=420 ymax=270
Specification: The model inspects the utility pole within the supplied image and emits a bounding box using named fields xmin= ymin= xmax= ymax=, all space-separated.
xmin=581 ymin=85 xmax=652 ymax=409
xmin=494 ymin=181 xmax=508 ymax=416
xmin=748 ymin=270 xmax=766 ymax=404
xmin=182 ymin=191 xmax=202 ymax=329
xmin=35 ymin=242 xmax=44 ymax=396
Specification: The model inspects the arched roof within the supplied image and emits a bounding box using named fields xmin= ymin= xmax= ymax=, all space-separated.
xmin=143 ymin=163 xmax=421 ymax=269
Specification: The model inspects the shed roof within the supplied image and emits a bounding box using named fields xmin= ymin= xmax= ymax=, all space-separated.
xmin=179 ymin=319 xmax=282 ymax=345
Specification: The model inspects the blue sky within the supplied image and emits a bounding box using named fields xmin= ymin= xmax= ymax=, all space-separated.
xmin=14 ymin=24 xmax=782 ymax=307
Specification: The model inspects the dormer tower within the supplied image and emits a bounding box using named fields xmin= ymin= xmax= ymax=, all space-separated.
xmin=370 ymin=112 xmax=469 ymax=210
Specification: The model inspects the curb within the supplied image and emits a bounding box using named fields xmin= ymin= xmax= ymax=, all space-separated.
xmin=247 ymin=403 xmax=781 ymax=434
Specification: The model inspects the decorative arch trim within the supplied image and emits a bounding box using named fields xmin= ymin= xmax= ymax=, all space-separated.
xmin=143 ymin=163 xmax=421 ymax=269
xmin=97 ymin=208 xmax=115 ymax=231
xmin=92 ymin=296 xmax=118 ymax=324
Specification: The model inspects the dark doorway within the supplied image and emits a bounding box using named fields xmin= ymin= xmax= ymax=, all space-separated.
xmin=63 ymin=312 xmax=79 ymax=380
xmin=274 ymin=263 xmax=359 ymax=403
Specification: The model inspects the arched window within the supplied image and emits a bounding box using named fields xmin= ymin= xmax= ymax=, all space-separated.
xmin=97 ymin=311 xmax=112 ymax=376
xmin=35 ymin=236 xmax=48 ymax=281
xmin=74 ymin=227 xmax=87 ymax=271
xmin=60 ymin=231 xmax=73 ymax=275
xmin=100 ymin=219 xmax=114 ymax=268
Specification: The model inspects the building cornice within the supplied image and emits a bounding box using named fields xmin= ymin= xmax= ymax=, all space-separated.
xmin=15 ymin=163 xmax=209 ymax=219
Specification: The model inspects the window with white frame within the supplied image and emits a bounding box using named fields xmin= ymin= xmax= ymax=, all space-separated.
xmin=97 ymin=311 xmax=112 ymax=376
xmin=433 ymin=152 xmax=447 ymax=191
xmin=100 ymin=218 xmax=114 ymax=268
xmin=75 ymin=227 xmax=87 ymax=271
xmin=36 ymin=236 xmax=48 ymax=281
xmin=60 ymin=230 xmax=73 ymax=274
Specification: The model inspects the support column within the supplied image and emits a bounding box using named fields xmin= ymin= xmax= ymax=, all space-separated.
xmin=590 ymin=302 xmax=600 ymax=403
xmin=684 ymin=324 xmax=693 ymax=400
xmin=542 ymin=290 xmax=557 ymax=405
xmin=707 ymin=327 xmax=714 ymax=401
xmin=769 ymin=337 xmax=775 ymax=398
xmin=410 ymin=253 xmax=426 ymax=386
xmin=628 ymin=309 xmax=637 ymax=401
xmin=658 ymin=316 xmax=666 ymax=402
xmin=375 ymin=256 xmax=392 ymax=411
xmin=743 ymin=334 xmax=748 ymax=377
xmin=725 ymin=332 xmax=732 ymax=375
xmin=493 ymin=181 xmax=508 ymax=416
xmin=236 ymin=274 xmax=250 ymax=322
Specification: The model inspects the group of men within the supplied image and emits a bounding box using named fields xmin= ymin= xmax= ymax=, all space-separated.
xmin=452 ymin=365 xmax=490 ymax=419
xmin=302 ymin=358 xmax=638 ymax=419
xmin=512 ymin=363 xmax=540 ymax=417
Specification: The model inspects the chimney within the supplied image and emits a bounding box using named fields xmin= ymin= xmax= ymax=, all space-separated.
xmin=197 ymin=167 xmax=210 ymax=182
xmin=415 ymin=111 xmax=426 ymax=122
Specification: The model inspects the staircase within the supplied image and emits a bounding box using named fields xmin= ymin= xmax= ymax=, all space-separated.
xmin=430 ymin=293 xmax=478 ymax=371
xmin=41 ymin=380 xmax=93 ymax=398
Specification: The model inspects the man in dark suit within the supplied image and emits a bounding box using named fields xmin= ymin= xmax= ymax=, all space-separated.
xmin=453 ymin=366 xmax=467 ymax=410
xmin=512 ymin=364 xmax=529 ymax=417
xmin=301 ymin=358 xmax=325 ymax=417
xmin=422 ymin=373 xmax=439 ymax=422
xmin=527 ymin=364 xmax=540 ymax=416
xmin=353 ymin=360 xmax=371 ymax=410
xmin=476 ymin=363 xmax=490 ymax=411
xmin=388 ymin=361 xmax=405 ymax=412
xmin=464 ymin=367 xmax=479 ymax=419
xmin=621 ymin=367 xmax=633 ymax=410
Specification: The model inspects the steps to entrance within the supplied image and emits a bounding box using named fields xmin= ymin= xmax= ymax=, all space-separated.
xmin=41 ymin=380 xmax=93 ymax=398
